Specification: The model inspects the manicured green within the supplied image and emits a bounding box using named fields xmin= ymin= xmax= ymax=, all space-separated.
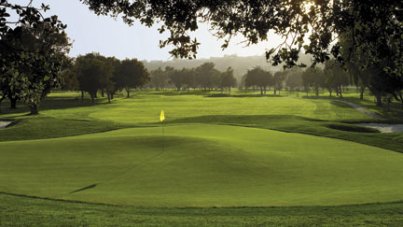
xmin=1 ymin=124 xmax=403 ymax=207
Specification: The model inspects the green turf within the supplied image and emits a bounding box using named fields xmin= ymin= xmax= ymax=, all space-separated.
xmin=1 ymin=124 xmax=403 ymax=207
xmin=1 ymin=91 xmax=402 ymax=225
xmin=1 ymin=193 xmax=403 ymax=226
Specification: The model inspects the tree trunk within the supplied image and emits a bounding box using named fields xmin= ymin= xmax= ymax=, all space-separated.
xmin=0 ymin=96 xmax=4 ymax=113
xmin=374 ymin=93 xmax=383 ymax=107
xmin=315 ymin=87 xmax=319 ymax=97
xmin=29 ymin=103 xmax=39 ymax=115
xmin=386 ymin=97 xmax=391 ymax=112
xmin=107 ymin=93 xmax=111 ymax=103
xmin=338 ymin=86 xmax=343 ymax=98
xmin=126 ymin=88 xmax=130 ymax=98
xmin=101 ymin=89 xmax=105 ymax=97
xmin=81 ymin=91 xmax=84 ymax=101
xmin=90 ymin=92 xmax=96 ymax=104
xmin=359 ymin=86 xmax=365 ymax=100
xmin=9 ymin=97 xmax=17 ymax=109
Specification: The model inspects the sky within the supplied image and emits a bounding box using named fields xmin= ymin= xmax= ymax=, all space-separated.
xmin=12 ymin=0 xmax=284 ymax=61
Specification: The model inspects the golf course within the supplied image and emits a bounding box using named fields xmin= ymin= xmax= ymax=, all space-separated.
xmin=1 ymin=91 xmax=403 ymax=226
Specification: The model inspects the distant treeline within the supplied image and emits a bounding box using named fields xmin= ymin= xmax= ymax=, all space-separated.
xmin=148 ymin=63 xmax=236 ymax=92
xmin=147 ymin=59 xmax=350 ymax=97
xmin=59 ymin=53 xmax=401 ymax=109
xmin=143 ymin=54 xmax=312 ymax=80
xmin=1 ymin=51 xmax=400 ymax=114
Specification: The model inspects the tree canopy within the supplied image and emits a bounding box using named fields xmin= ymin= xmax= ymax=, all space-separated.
xmin=244 ymin=67 xmax=273 ymax=95
xmin=0 ymin=0 xmax=70 ymax=114
xmin=81 ymin=0 xmax=402 ymax=72
xmin=115 ymin=58 xmax=150 ymax=97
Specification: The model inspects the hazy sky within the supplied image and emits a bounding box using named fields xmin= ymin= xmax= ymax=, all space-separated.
xmin=14 ymin=0 xmax=284 ymax=61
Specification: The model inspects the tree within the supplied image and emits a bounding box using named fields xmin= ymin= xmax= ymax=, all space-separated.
xmin=220 ymin=67 xmax=236 ymax=92
xmin=285 ymin=67 xmax=304 ymax=92
xmin=75 ymin=53 xmax=113 ymax=103
xmin=302 ymin=67 xmax=325 ymax=97
xmin=0 ymin=1 xmax=70 ymax=114
xmin=323 ymin=60 xmax=349 ymax=98
xmin=339 ymin=32 xmax=403 ymax=106
xmin=244 ymin=67 xmax=273 ymax=95
xmin=150 ymin=67 xmax=170 ymax=91
xmin=169 ymin=68 xmax=188 ymax=91
xmin=273 ymin=71 xmax=286 ymax=95
xmin=115 ymin=58 xmax=150 ymax=98
xmin=0 ymin=75 xmax=6 ymax=112
xmin=60 ymin=66 xmax=79 ymax=91
xmin=195 ymin=62 xmax=220 ymax=91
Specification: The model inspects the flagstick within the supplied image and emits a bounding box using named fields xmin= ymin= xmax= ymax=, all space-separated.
xmin=161 ymin=120 xmax=165 ymax=153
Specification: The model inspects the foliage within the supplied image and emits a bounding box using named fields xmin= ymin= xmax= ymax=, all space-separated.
xmin=340 ymin=32 xmax=403 ymax=106
xmin=323 ymin=60 xmax=350 ymax=97
xmin=75 ymin=53 xmax=114 ymax=102
xmin=285 ymin=67 xmax=304 ymax=92
xmin=194 ymin=62 xmax=220 ymax=90
xmin=302 ymin=67 xmax=325 ymax=96
xmin=81 ymin=0 xmax=402 ymax=75
xmin=0 ymin=0 xmax=70 ymax=114
xmin=115 ymin=58 xmax=150 ymax=97
xmin=149 ymin=67 xmax=170 ymax=90
xmin=220 ymin=67 xmax=237 ymax=92
xmin=273 ymin=71 xmax=287 ymax=95
xmin=244 ymin=67 xmax=273 ymax=95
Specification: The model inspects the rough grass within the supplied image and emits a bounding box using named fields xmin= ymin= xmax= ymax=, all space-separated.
xmin=1 ymin=193 xmax=403 ymax=226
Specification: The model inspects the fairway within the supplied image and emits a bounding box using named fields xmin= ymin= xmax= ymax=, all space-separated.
xmin=1 ymin=124 xmax=403 ymax=207
xmin=42 ymin=94 xmax=371 ymax=124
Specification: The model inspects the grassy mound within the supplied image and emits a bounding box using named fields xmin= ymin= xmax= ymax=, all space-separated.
xmin=1 ymin=124 xmax=403 ymax=207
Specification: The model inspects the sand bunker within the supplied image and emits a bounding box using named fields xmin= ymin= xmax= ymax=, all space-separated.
xmin=357 ymin=123 xmax=403 ymax=133
xmin=0 ymin=121 xmax=12 ymax=129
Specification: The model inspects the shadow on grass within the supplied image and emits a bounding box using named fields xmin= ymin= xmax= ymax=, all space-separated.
xmin=206 ymin=94 xmax=283 ymax=98
xmin=326 ymin=124 xmax=380 ymax=133
xmin=0 ymin=97 xmax=109 ymax=115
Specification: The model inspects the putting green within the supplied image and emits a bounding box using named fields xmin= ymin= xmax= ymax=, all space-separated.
xmin=1 ymin=124 xmax=402 ymax=207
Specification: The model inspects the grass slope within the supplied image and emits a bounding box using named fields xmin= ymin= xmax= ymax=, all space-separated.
xmin=1 ymin=124 xmax=403 ymax=207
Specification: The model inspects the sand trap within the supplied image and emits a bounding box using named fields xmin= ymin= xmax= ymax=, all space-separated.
xmin=0 ymin=121 xmax=12 ymax=129
xmin=357 ymin=123 xmax=403 ymax=133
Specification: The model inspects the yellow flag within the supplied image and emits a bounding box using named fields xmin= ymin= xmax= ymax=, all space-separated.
xmin=160 ymin=110 xmax=165 ymax=122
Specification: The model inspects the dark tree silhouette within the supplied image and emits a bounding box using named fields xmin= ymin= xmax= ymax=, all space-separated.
xmin=302 ymin=67 xmax=325 ymax=97
xmin=75 ymin=53 xmax=114 ymax=103
xmin=115 ymin=59 xmax=150 ymax=98
xmin=220 ymin=67 xmax=237 ymax=93
xmin=244 ymin=67 xmax=273 ymax=95
xmin=0 ymin=1 xmax=70 ymax=114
